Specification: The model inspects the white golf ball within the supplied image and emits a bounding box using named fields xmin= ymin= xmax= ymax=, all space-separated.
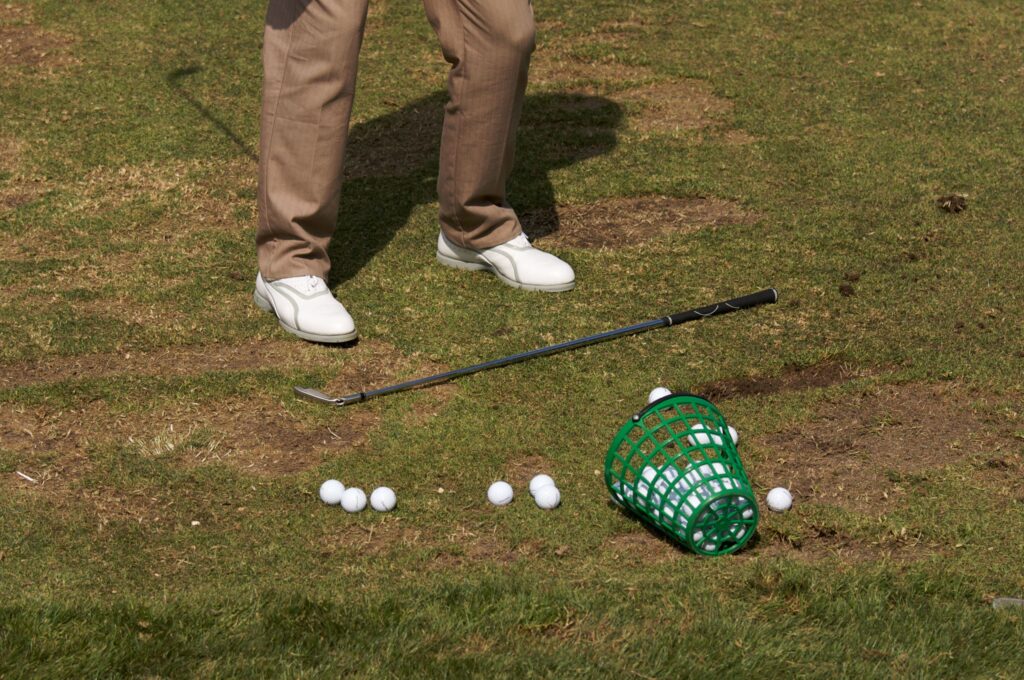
xmin=766 ymin=487 xmax=793 ymax=512
xmin=318 ymin=479 xmax=345 ymax=505
xmin=688 ymin=423 xmax=724 ymax=447
xmin=341 ymin=487 xmax=367 ymax=513
xmin=610 ymin=481 xmax=634 ymax=505
xmin=369 ymin=487 xmax=396 ymax=512
xmin=534 ymin=485 xmax=560 ymax=509
xmin=487 ymin=481 xmax=514 ymax=506
xmin=727 ymin=425 xmax=739 ymax=446
xmin=529 ymin=474 xmax=556 ymax=497
xmin=648 ymin=386 xmax=672 ymax=404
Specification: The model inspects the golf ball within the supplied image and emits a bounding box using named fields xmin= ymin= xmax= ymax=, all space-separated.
xmin=648 ymin=386 xmax=672 ymax=404
xmin=688 ymin=423 xmax=724 ymax=447
xmin=487 ymin=481 xmax=514 ymax=506
xmin=369 ymin=487 xmax=397 ymax=512
xmin=610 ymin=481 xmax=634 ymax=505
xmin=529 ymin=474 xmax=556 ymax=497
xmin=766 ymin=487 xmax=792 ymax=512
xmin=319 ymin=479 xmax=345 ymax=505
xmin=341 ymin=487 xmax=367 ymax=513
xmin=534 ymin=485 xmax=561 ymax=509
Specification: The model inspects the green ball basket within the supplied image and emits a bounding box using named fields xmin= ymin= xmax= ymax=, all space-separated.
xmin=604 ymin=393 xmax=758 ymax=556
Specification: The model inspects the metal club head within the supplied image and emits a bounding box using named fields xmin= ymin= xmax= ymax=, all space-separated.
xmin=292 ymin=386 xmax=365 ymax=406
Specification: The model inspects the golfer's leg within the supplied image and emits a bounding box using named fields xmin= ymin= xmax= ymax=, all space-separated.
xmin=423 ymin=0 xmax=535 ymax=249
xmin=257 ymin=0 xmax=369 ymax=281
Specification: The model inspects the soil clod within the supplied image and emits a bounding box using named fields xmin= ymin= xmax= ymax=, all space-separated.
xmin=937 ymin=194 xmax=967 ymax=213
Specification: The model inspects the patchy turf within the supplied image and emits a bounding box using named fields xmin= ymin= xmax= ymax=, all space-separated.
xmin=523 ymin=195 xmax=753 ymax=248
xmin=695 ymin=359 xmax=872 ymax=401
xmin=0 ymin=4 xmax=77 ymax=79
xmin=2 ymin=0 xmax=1024 ymax=675
xmin=754 ymin=382 xmax=1021 ymax=514
xmin=626 ymin=79 xmax=735 ymax=133
xmin=2 ymin=338 xmax=456 ymax=481
xmin=1 ymin=339 xmax=303 ymax=389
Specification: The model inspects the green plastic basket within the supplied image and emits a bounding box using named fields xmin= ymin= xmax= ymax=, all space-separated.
xmin=604 ymin=393 xmax=758 ymax=555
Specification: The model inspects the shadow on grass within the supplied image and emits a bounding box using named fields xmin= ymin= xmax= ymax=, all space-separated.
xmin=167 ymin=66 xmax=259 ymax=162
xmin=166 ymin=67 xmax=623 ymax=288
xmin=328 ymin=90 xmax=624 ymax=286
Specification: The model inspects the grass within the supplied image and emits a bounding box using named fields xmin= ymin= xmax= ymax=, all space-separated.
xmin=2 ymin=0 xmax=1023 ymax=677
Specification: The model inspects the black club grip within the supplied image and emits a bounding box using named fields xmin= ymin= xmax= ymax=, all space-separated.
xmin=667 ymin=288 xmax=778 ymax=326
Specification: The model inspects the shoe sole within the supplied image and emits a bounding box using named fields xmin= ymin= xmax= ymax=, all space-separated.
xmin=253 ymin=290 xmax=359 ymax=344
xmin=436 ymin=252 xmax=576 ymax=293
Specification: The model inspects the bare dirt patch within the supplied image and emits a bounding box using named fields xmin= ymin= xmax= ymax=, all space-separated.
xmin=318 ymin=520 xmax=424 ymax=559
xmin=0 ymin=338 xmax=318 ymax=390
xmin=741 ymin=523 xmax=941 ymax=563
xmin=1 ymin=393 xmax=373 ymax=489
xmin=750 ymin=382 xmax=1022 ymax=514
xmin=694 ymin=359 xmax=870 ymax=401
xmin=146 ymin=396 xmax=379 ymax=476
xmin=521 ymin=195 xmax=754 ymax=249
xmin=430 ymin=525 xmax=544 ymax=569
xmin=2 ymin=339 xmax=456 ymax=480
xmin=623 ymin=80 xmax=734 ymax=134
xmin=0 ymin=4 xmax=77 ymax=78
xmin=603 ymin=527 xmax=683 ymax=564
xmin=506 ymin=454 xmax=558 ymax=489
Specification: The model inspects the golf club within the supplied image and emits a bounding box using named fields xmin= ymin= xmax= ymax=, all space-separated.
xmin=295 ymin=288 xmax=778 ymax=407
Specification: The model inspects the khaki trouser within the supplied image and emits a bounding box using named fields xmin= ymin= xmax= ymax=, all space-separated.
xmin=257 ymin=0 xmax=535 ymax=281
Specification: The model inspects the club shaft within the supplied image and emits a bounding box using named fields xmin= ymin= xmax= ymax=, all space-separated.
xmin=296 ymin=288 xmax=777 ymax=406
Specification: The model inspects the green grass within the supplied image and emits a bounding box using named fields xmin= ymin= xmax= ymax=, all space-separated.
xmin=2 ymin=0 xmax=1023 ymax=677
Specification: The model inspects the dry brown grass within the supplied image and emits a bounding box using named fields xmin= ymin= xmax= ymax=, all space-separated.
xmin=0 ymin=135 xmax=50 ymax=222
xmin=529 ymin=54 xmax=654 ymax=93
xmin=623 ymin=80 xmax=734 ymax=134
xmin=0 ymin=3 xmax=78 ymax=82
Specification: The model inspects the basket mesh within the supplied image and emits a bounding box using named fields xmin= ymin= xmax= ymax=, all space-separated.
xmin=604 ymin=393 xmax=758 ymax=555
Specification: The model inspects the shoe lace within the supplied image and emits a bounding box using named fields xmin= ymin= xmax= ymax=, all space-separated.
xmin=301 ymin=276 xmax=325 ymax=293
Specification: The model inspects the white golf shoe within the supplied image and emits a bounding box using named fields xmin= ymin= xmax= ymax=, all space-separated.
xmin=436 ymin=231 xmax=575 ymax=292
xmin=253 ymin=273 xmax=357 ymax=343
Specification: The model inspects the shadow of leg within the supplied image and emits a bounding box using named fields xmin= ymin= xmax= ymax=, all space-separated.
xmin=326 ymin=91 xmax=624 ymax=287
